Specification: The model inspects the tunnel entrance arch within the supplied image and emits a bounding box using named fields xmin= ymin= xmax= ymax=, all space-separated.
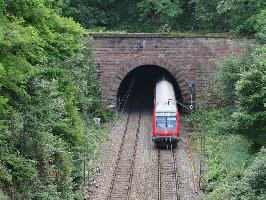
xmin=111 ymin=57 xmax=190 ymax=108
xmin=92 ymin=34 xmax=245 ymax=107
xmin=116 ymin=64 xmax=187 ymax=111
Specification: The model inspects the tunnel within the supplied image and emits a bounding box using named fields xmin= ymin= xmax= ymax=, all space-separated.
xmin=116 ymin=65 xmax=183 ymax=112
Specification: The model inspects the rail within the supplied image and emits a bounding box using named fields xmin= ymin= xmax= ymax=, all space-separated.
xmin=158 ymin=148 xmax=180 ymax=200
xmin=107 ymin=84 xmax=143 ymax=200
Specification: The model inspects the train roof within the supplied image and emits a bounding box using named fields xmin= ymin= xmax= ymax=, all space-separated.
xmin=155 ymin=79 xmax=177 ymax=113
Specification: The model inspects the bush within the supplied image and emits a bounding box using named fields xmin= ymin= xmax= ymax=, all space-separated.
xmin=228 ymin=147 xmax=266 ymax=200
xmin=232 ymin=45 xmax=266 ymax=146
xmin=199 ymin=44 xmax=266 ymax=199
xmin=194 ymin=108 xmax=253 ymax=200
xmin=215 ymin=44 xmax=266 ymax=147
xmin=0 ymin=0 xmax=113 ymax=198
xmin=255 ymin=8 xmax=266 ymax=42
xmin=215 ymin=46 xmax=255 ymax=104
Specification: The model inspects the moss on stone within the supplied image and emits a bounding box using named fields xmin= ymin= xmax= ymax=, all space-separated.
xmin=86 ymin=32 xmax=252 ymax=38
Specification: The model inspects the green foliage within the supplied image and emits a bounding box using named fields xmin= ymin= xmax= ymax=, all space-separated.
xmin=0 ymin=191 xmax=8 ymax=200
xmin=63 ymin=0 xmax=120 ymax=29
xmin=217 ymin=0 xmax=265 ymax=34
xmin=216 ymin=45 xmax=266 ymax=146
xmin=196 ymin=35 xmax=265 ymax=199
xmin=232 ymin=46 xmax=266 ymax=145
xmin=192 ymin=0 xmax=228 ymax=32
xmin=194 ymin=108 xmax=259 ymax=200
xmin=228 ymin=147 xmax=266 ymax=200
xmin=0 ymin=118 xmax=38 ymax=199
xmin=63 ymin=0 xmax=265 ymax=34
xmin=255 ymin=8 xmax=266 ymax=43
xmin=0 ymin=0 xmax=113 ymax=198
xmin=191 ymin=0 xmax=266 ymax=34
xmin=215 ymin=46 xmax=255 ymax=104
xmin=137 ymin=0 xmax=183 ymax=26
xmin=64 ymin=0 xmax=186 ymax=32
xmin=204 ymin=134 xmax=252 ymax=200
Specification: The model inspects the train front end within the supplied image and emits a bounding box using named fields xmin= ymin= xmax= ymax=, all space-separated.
xmin=152 ymin=79 xmax=180 ymax=146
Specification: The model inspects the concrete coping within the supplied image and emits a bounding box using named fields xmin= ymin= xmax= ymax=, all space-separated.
xmin=86 ymin=32 xmax=252 ymax=39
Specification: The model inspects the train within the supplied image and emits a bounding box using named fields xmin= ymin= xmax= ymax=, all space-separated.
xmin=152 ymin=79 xmax=180 ymax=146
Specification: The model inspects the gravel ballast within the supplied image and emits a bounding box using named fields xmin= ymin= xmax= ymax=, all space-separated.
xmin=86 ymin=110 xmax=204 ymax=200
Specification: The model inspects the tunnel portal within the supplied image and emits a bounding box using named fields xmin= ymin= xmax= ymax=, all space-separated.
xmin=116 ymin=65 xmax=183 ymax=112
xmin=92 ymin=34 xmax=245 ymax=106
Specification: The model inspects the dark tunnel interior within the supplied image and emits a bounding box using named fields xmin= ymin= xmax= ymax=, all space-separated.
xmin=116 ymin=65 xmax=183 ymax=112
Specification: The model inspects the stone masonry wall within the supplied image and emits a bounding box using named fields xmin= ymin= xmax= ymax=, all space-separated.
xmin=90 ymin=33 xmax=245 ymax=106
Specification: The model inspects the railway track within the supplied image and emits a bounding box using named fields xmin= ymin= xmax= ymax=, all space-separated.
xmin=158 ymin=149 xmax=180 ymax=200
xmin=107 ymin=101 xmax=142 ymax=200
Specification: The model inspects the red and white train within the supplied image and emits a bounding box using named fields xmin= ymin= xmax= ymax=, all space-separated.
xmin=152 ymin=79 xmax=180 ymax=146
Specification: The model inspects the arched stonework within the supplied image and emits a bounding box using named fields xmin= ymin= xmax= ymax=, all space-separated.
xmin=110 ymin=56 xmax=191 ymax=105
xmin=92 ymin=34 xmax=245 ymax=106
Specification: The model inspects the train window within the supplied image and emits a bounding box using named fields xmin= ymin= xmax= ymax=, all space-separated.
xmin=156 ymin=116 xmax=176 ymax=130
xmin=156 ymin=116 xmax=166 ymax=130
xmin=167 ymin=117 xmax=176 ymax=129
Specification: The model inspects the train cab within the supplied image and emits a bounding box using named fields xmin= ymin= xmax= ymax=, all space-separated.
xmin=152 ymin=79 xmax=180 ymax=145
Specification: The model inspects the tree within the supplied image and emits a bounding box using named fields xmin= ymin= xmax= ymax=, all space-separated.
xmin=233 ymin=46 xmax=266 ymax=146
xmin=0 ymin=0 xmax=107 ymax=198
xmin=63 ymin=0 xmax=120 ymax=29
xmin=193 ymin=0 xmax=266 ymax=34
xmin=137 ymin=0 xmax=183 ymax=27
xmin=255 ymin=8 xmax=266 ymax=42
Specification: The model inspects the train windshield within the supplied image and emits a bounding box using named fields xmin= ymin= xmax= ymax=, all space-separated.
xmin=156 ymin=116 xmax=176 ymax=130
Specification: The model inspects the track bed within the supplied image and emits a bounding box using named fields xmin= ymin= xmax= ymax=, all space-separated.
xmin=107 ymin=97 xmax=143 ymax=200
xmin=158 ymin=149 xmax=180 ymax=200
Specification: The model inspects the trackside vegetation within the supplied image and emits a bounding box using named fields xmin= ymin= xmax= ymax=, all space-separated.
xmin=0 ymin=0 xmax=265 ymax=199
xmin=193 ymin=11 xmax=265 ymax=199
xmin=194 ymin=108 xmax=265 ymax=199
xmin=0 ymin=0 xmax=112 ymax=199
